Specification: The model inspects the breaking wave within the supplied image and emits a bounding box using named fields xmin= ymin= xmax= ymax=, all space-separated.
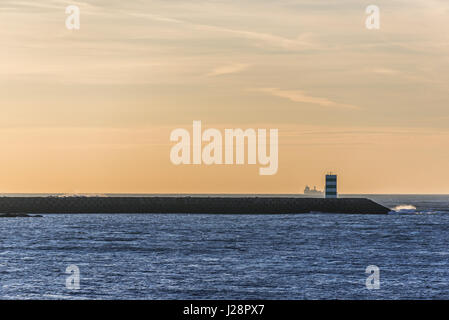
xmin=390 ymin=204 xmax=445 ymax=215
xmin=392 ymin=204 xmax=417 ymax=213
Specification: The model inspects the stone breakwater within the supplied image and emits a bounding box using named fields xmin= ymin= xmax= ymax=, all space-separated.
xmin=0 ymin=196 xmax=391 ymax=214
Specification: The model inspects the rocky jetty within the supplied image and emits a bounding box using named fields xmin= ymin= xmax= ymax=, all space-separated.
xmin=0 ymin=196 xmax=390 ymax=215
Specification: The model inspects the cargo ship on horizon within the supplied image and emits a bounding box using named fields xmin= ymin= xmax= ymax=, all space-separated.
xmin=304 ymin=185 xmax=324 ymax=196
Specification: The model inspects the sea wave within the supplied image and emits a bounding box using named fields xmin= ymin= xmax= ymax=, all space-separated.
xmin=390 ymin=204 xmax=444 ymax=215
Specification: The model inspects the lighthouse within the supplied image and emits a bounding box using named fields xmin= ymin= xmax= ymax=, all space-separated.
xmin=325 ymin=174 xmax=337 ymax=198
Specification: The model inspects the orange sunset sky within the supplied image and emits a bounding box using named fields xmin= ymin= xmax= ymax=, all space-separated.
xmin=1 ymin=0 xmax=449 ymax=194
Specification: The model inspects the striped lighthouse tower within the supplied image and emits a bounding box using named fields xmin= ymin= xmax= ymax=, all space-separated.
xmin=325 ymin=174 xmax=337 ymax=198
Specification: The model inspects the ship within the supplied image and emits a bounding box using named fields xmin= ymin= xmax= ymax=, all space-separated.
xmin=304 ymin=185 xmax=323 ymax=195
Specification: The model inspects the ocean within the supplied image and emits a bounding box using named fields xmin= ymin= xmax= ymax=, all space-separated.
xmin=0 ymin=194 xmax=448 ymax=300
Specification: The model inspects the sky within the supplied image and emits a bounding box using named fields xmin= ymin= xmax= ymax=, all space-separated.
xmin=1 ymin=0 xmax=449 ymax=194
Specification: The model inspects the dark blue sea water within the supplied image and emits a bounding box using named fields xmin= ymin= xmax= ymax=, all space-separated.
xmin=0 ymin=195 xmax=448 ymax=300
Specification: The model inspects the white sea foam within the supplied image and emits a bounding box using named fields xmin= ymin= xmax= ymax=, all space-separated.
xmin=390 ymin=204 xmax=442 ymax=215
xmin=392 ymin=204 xmax=417 ymax=212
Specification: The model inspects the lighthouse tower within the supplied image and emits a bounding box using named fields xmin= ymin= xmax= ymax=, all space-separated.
xmin=325 ymin=174 xmax=337 ymax=198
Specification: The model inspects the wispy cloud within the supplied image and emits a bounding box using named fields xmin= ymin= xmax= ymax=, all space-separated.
xmin=193 ymin=25 xmax=318 ymax=51
xmin=368 ymin=68 xmax=400 ymax=75
xmin=127 ymin=12 xmax=318 ymax=51
xmin=364 ymin=67 xmax=441 ymax=84
xmin=253 ymin=88 xmax=361 ymax=110
xmin=127 ymin=12 xmax=184 ymax=24
xmin=207 ymin=63 xmax=249 ymax=76
xmin=1 ymin=0 xmax=98 ymax=12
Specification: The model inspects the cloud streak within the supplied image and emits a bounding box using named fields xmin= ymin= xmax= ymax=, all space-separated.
xmin=207 ymin=63 xmax=250 ymax=76
xmin=254 ymin=88 xmax=361 ymax=110
xmin=127 ymin=12 xmax=318 ymax=51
